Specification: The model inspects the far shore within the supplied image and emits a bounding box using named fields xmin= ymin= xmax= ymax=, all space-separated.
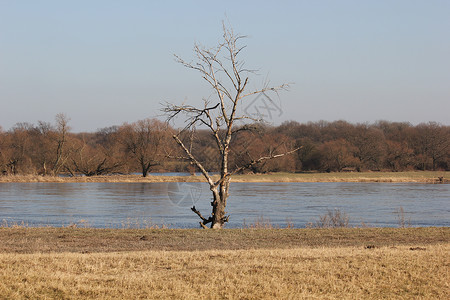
xmin=0 ymin=171 xmax=448 ymax=183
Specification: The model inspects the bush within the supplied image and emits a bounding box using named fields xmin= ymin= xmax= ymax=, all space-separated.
xmin=307 ymin=209 xmax=350 ymax=228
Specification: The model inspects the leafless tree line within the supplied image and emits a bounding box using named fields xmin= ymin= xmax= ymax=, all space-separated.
xmin=277 ymin=120 xmax=449 ymax=172
xmin=0 ymin=115 xmax=172 ymax=177
xmin=0 ymin=117 xmax=448 ymax=177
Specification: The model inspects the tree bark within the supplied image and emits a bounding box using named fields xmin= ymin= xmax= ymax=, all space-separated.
xmin=210 ymin=180 xmax=230 ymax=229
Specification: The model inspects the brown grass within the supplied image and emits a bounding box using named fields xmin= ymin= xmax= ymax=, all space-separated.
xmin=0 ymin=228 xmax=448 ymax=299
xmin=0 ymin=227 xmax=448 ymax=253
xmin=0 ymin=171 xmax=449 ymax=183
xmin=0 ymin=245 xmax=448 ymax=299
xmin=0 ymin=174 xmax=205 ymax=183
xmin=232 ymin=171 xmax=450 ymax=183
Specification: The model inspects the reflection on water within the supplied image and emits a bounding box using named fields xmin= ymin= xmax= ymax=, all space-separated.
xmin=0 ymin=182 xmax=448 ymax=228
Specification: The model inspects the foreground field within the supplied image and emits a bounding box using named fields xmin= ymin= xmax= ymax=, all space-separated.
xmin=1 ymin=245 xmax=448 ymax=299
xmin=0 ymin=228 xmax=448 ymax=299
xmin=0 ymin=171 xmax=448 ymax=183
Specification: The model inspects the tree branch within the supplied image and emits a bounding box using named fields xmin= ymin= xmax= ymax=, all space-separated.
xmin=213 ymin=146 xmax=302 ymax=187
xmin=172 ymin=135 xmax=214 ymax=187
xmin=191 ymin=206 xmax=212 ymax=229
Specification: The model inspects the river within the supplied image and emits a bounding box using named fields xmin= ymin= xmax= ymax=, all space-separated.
xmin=0 ymin=182 xmax=448 ymax=228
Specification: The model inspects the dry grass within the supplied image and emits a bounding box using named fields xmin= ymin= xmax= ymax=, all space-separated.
xmin=0 ymin=228 xmax=448 ymax=299
xmin=1 ymin=227 xmax=448 ymax=253
xmin=232 ymin=171 xmax=450 ymax=183
xmin=0 ymin=171 xmax=448 ymax=183
xmin=0 ymin=174 xmax=205 ymax=183
xmin=0 ymin=245 xmax=448 ymax=299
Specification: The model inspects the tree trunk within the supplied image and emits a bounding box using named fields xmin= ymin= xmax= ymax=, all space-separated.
xmin=141 ymin=160 xmax=151 ymax=177
xmin=210 ymin=180 xmax=229 ymax=229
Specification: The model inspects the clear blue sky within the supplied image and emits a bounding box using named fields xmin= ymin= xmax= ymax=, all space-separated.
xmin=1 ymin=0 xmax=449 ymax=132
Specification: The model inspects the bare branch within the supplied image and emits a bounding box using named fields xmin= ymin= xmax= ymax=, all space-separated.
xmin=241 ymin=83 xmax=290 ymax=100
xmin=213 ymin=147 xmax=302 ymax=188
xmin=172 ymin=135 xmax=214 ymax=187
xmin=231 ymin=123 xmax=263 ymax=135
xmin=191 ymin=206 xmax=212 ymax=229
xmin=233 ymin=146 xmax=302 ymax=175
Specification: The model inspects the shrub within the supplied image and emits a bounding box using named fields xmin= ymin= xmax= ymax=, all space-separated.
xmin=307 ymin=209 xmax=350 ymax=228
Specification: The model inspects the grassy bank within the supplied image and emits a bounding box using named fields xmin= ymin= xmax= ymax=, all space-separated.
xmin=0 ymin=228 xmax=448 ymax=299
xmin=0 ymin=171 xmax=448 ymax=183
xmin=0 ymin=227 xmax=448 ymax=253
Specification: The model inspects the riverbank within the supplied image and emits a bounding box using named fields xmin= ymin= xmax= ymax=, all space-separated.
xmin=0 ymin=171 xmax=448 ymax=183
xmin=1 ymin=227 xmax=448 ymax=253
xmin=0 ymin=228 xmax=448 ymax=299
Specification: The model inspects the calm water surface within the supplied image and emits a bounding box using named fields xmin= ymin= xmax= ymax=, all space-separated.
xmin=0 ymin=182 xmax=448 ymax=228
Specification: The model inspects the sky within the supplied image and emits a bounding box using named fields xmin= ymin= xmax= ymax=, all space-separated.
xmin=1 ymin=0 xmax=449 ymax=132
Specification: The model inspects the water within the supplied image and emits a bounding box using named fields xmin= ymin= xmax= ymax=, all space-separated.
xmin=0 ymin=182 xmax=448 ymax=228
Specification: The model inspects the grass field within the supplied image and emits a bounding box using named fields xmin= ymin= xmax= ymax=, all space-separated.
xmin=0 ymin=171 xmax=448 ymax=183
xmin=0 ymin=228 xmax=448 ymax=299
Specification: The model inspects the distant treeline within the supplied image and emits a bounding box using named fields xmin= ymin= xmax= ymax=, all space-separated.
xmin=0 ymin=115 xmax=448 ymax=176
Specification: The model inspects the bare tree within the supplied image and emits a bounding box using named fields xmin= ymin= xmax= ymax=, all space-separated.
xmin=68 ymin=136 xmax=123 ymax=176
xmin=319 ymin=139 xmax=359 ymax=172
xmin=163 ymin=24 xmax=299 ymax=229
xmin=4 ymin=123 xmax=34 ymax=174
xmin=51 ymin=113 xmax=71 ymax=175
xmin=410 ymin=122 xmax=450 ymax=170
xmin=119 ymin=118 xmax=167 ymax=177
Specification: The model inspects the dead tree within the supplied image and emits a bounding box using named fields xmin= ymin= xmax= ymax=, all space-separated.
xmin=163 ymin=24 xmax=299 ymax=229
xmin=51 ymin=113 xmax=71 ymax=176
xmin=119 ymin=119 xmax=166 ymax=177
